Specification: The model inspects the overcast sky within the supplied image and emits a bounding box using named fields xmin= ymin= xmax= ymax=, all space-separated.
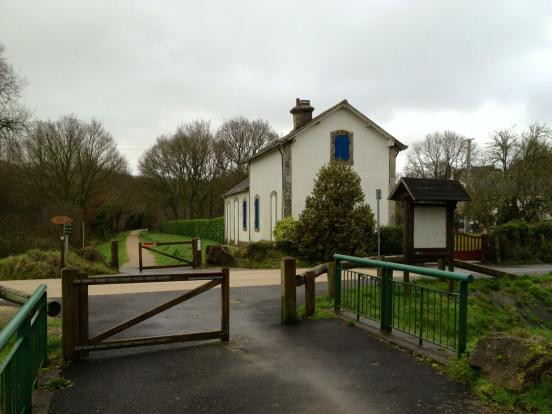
xmin=1 ymin=1 xmax=551 ymax=173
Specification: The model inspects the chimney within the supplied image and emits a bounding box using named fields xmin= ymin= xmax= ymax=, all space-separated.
xmin=290 ymin=98 xmax=314 ymax=130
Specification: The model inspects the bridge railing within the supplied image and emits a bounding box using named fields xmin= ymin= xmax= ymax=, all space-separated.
xmin=0 ymin=284 xmax=48 ymax=413
xmin=333 ymin=254 xmax=474 ymax=356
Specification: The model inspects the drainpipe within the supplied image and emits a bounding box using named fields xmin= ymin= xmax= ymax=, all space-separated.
xmin=278 ymin=145 xmax=285 ymax=219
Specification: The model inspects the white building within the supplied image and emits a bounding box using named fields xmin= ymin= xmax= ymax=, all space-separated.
xmin=222 ymin=99 xmax=407 ymax=244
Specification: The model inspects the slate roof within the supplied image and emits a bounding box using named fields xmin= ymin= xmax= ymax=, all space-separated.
xmin=388 ymin=177 xmax=471 ymax=202
xmin=221 ymin=177 xmax=249 ymax=198
xmin=245 ymin=99 xmax=407 ymax=163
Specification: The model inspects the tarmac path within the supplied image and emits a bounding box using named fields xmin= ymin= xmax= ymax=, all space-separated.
xmin=48 ymin=282 xmax=483 ymax=414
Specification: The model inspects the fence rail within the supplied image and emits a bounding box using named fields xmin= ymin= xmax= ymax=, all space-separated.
xmin=0 ymin=285 xmax=48 ymax=414
xmin=334 ymin=254 xmax=473 ymax=356
xmin=454 ymin=233 xmax=487 ymax=261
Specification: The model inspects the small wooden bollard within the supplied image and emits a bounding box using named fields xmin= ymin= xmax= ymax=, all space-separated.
xmin=281 ymin=257 xmax=297 ymax=324
xmin=62 ymin=267 xmax=80 ymax=362
xmin=111 ymin=240 xmax=119 ymax=271
xmin=327 ymin=261 xmax=335 ymax=301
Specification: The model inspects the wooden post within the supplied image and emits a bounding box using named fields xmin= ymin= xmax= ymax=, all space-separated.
xmin=62 ymin=267 xmax=80 ymax=362
xmin=481 ymin=234 xmax=488 ymax=262
xmin=111 ymin=240 xmax=119 ymax=271
xmin=304 ymin=270 xmax=315 ymax=317
xmin=327 ymin=261 xmax=335 ymax=301
xmin=280 ymin=257 xmax=297 ymax=324
xmin=447 ymin=259 xmax=455 ymax=292
xmin=221 ymin=267 xmax=230 ymax=341
xmin=138 ymin=242 xmax=143 ymax=272
xmin=78 ymin=271 xmax=89 ymax=357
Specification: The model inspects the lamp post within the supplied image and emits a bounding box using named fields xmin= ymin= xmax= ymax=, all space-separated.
xmin=464 ymin=138 xmax=474 ymax=233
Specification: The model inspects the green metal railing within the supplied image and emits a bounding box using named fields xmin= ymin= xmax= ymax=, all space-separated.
xmin=0 ymin=285 xmax=48 ymax=414
xmin=333 ymin=254 xmax=474 ymax=356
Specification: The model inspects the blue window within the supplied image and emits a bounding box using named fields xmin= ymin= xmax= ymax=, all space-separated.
xmin=334 ymin=134 xmax=350 ymax=161
xmin=254 ymin=197 xmax=260 ymax=230
xmin=242 ymin=200 xmax=247 ymax=230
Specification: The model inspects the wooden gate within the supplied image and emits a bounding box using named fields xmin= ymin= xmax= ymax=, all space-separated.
xmin=454 ymin=233 xmax=487 ymax=261
xmin=61 ymin=267 xmax=229 ymax=362
xmin=139 ymin=238 xmax=202 ymax=271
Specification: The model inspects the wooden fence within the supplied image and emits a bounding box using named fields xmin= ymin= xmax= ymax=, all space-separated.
xmin=62 ymin=267 xmax=229 ymax=362
xmin=454 ymin=233 xmax=487 ymax=261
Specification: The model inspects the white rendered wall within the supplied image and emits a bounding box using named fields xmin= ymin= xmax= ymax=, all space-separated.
xmin=249 ymin=150 xmax=282 ymax=242
xmin=223 ymin=191 xmax=249 ymax=245
xmin=413 ymin=206 xmax=447 ymax=248
xmin=291 ymin=108 xmax=393 ymax=224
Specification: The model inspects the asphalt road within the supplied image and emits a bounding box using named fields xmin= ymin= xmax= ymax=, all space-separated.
xmin=49 ymin=283 xmax=482 ymax=414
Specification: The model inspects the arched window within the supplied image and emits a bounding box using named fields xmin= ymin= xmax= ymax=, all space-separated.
xmin=254 ymin=196 xmax=260 ymax=231
xmin=242 ymin=198 xmax=247 ymax=230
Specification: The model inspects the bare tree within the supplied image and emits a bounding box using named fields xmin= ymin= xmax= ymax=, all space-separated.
xmin=215 ymin=117 xmax=279 ymax=173
xmin=486 ymin=128 xmax=520 ymax=174
xmin=24 ymin=116 xmax=128 ymax=240
xmin=405 ymin=131 xmax=472 ymax=180
xmin=0 ymin=44 xmax=31 ymax=161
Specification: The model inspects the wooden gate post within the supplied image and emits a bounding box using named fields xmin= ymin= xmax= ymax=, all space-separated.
xmin=62 ymin=267 xmax=80 ymax=362
xmin=304 ymin=270 xmax=315 ymax=317
xmin=281 ymin=257 xmax=297 ymax=324
xmin=111 ymin=240 xmax=119 ymax=271
xmin=78 ymin=271 xmax=89 ymax=357
xmin=192 ymin=238 xmax=202 ymax=268
xmin=221 ymin=267 xmax=230 ymax=341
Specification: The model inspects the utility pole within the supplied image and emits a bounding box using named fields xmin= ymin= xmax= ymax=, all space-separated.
xmin=464 ymin=138 xmax=474 ymax=233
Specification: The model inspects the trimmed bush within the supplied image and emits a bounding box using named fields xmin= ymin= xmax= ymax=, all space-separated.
xmin=487 ymin=220 xmax=552 ymax=264
xmin=380 ymin=225 xmax=403 ymax=255
xmin=295 ymin=162 xmax=376 ymax=261
xmin=159 ymin=217 xmax=224 ymax=243
xmin=273 ymin=217 xmax=298 ymax=241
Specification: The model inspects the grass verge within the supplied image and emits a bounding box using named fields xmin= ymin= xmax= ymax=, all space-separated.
xmin=298 ymin=295 xmax=336 ymax=320
xmin=139 ymin=231 xmax=217 ymax=266
xmin=341 ymin=272 xmax=552 ymax=412
xmin=92 ymin=230 xmax=131 ymax=266
xmin=0 ymin=248 xmax=113 ymax=280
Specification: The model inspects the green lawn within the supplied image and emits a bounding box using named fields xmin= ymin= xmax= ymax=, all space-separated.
xmin=93 ymin=230 xmax=131 ymax=266
xmin=139 ymin=231 xmax=217 ymax=266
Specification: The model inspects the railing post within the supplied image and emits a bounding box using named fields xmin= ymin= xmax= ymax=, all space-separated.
xmin=304 ymin=270 xmax=315 ymax=317
xmin=280 ymin=257 xmax=297 ymax=324
xmin=326 ymin=261 xmax=335 ymax=301
xmin=221 ymin=267 xmax=230 ymax=341
xmin=62 ymin=267 xmax=80 ymax=362
xmin=18 ymin=312 xmax=32 ymax=411
xmin=138 ymin=242 xmax=143 ymax=272
xmin=111 ymin=240 xmax=119 ymax=271
xmin=380 ymin=267 xmax=393 ymax=332
xmin=458 ymin=280 xmax=469 ymax=357
xmin=334 ymin=260 xmax=341 ymax=311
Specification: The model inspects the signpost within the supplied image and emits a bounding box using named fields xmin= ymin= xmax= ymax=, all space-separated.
xmin=51 ymin=216 xmax=73 ymax=268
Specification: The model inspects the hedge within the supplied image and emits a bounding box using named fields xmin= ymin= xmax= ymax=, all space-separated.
xmin=159 ymin=217 xmax=224 ymax=244
xmin=486 ymin=220 xmax=552 ymax=264
xmin=379 ymin=225 xmax=403 ymax=255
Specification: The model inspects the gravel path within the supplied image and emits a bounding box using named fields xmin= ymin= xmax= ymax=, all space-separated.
xmin=121 ymin=229 xmax=156 ymax=271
